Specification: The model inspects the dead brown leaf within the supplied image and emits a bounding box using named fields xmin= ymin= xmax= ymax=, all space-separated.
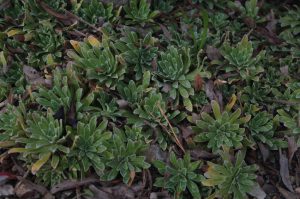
xmin=190 ymin=148 xmax=218 ymax=160
xmin=277 ymin=186 xmax=300 ymax=199
xmin=194 ymin=74 xmax=203 ymax=92
xmin=51 ymin=177 xmax=100 ymax=194
xmin=248 ymin=184 xmax=267 ymax=199
xmin=279 ymin=149 xmax=294 ymax=192
xmin=145 ymin=144 xmax=168 ymax=163
xmin=159 ymin=24 xmax=172 ymax=41
xmin=258 ymin=143 xmax=270 ymax=162
xmin=23 ymin=66 xmax=52 ymax=87
xmin=150 ymin=191 xmax=172 ymax=199
xmin=88 ymin=182 xmax=144 ymax=199
xmin=37 ymin=0 xmax=76 ymax=25
xmin=205 ymin=80 xmax=216 ymax=101
xmin=0 ymin=184 xmax=14 ymax=197
xmin=266 ymin=10 xmax=277 ymax=33
xmin=280 ymin=66 xmax=289 ymax=77
xmin=206 ymin=45 xmax=221 ymax=61
xmin=287 ymin=136 xmax=298 ymax=163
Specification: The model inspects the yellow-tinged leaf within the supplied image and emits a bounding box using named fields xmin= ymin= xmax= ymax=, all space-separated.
xmin=116 ymin=6 xmax=122 ymax=17
xmin=70 ymin=40 xmax=80 ymax=52
xmin=0 ymin=141 xmax=15 ymax=148
xmin=46 ymin=54 xmax=55 ymax=65
xmin=241 ymin=115 xmax=252 ymax=123
xmin=6 ymin=29 xmax=22 ymax=37
xmin=88 ymin=35 xmax=101 ymax=48
xmin=225 ymin=94 xmax=237 ymax=112
xmin=0 ymin=51 xmax=7 ymax=68
xmin=128 ymin=170 xmax=135 ymax=186
xmin=8 ymin=148 xmax=29 ymax=154
xmin=201 ymin=179 xmax=218 ymax=186
xmin=24 ymin=33 xmax=33 ymax=41
xmin=31 ymin=153 xmax=51 ymax=175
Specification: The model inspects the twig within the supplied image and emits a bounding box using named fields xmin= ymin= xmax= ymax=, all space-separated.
xmin=16 ymin=176 xmax=51 ymax=196
xmin=267 ymin=99 xmax=300 ymax=106
xmin=76 ymin=187 xmax=81 ymax=199
xmin=144 ymin=120 xmax=159 ymax=144
xmin=63 ymin=10 xmax=101 ymax=33
xmin=51 ymin=177 xmax=101 ymax=194
xmin=156 ymin=102 xmax=185 ymax=153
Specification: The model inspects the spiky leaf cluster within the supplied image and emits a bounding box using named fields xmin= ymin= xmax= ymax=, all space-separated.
xmin=71 ymin=117 xmax=111 ymax=173
xmin=124 ymin=0 xmax=159 ymax=24
xmin=68 ymin=39 xmax=126 ymax=88
xmin=102 ymin=126 xmax=150 ymax=184
xmin=202 ymin=150 xmax=258 ymax=199
xmin=193 ymin=100 xmax=249 ymax=152
xmin=155 ymin=46 xmax=195 ymax=111
xmin=221 ymin=35 xmax=265 ymax=81
xmin=115 ymin=31 xmax=158 ymax=79
xmin=154 ymin=152 xmax=204 ymax=199
xmin=247 ymin=111 xmax=281 ymax=147
xmin=33 ymin=68 xmax=94 ymax=121
xmin=79 ymin=0 xmax=113 ymax=24
xmin=280 ymin=6 xmax=300 ymax=57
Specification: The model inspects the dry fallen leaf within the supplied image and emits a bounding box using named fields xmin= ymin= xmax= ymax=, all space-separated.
xmin=0 ymin=184 xmax=14 ymax=197
xmin=279 ymin=149 xmax=294 ymax=192
xmin=206 ymin=45 xmax=221 ymax=61
xmin=23 ymin=66 xmax=52 ymax=87
xmin=258 ymin=143 xmax=270 ymax=162
xmin=287 ymin=136 xmax=298 ymax=163
xmin=277 ymin=186 xmax=300 ymax=199
xmin=248 ymin=184 xmax=267 ymax=199
xmin=190 ymin=148 xmax=218 ymax=160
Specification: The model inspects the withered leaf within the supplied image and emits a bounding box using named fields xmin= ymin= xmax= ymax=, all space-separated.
xmin=279 ymin=150 xmax=294 ymax=192
xmin=287 ymin=136 xmax=298 ymax=163
xmin=206 ymin=45 xmax=222 ymax=61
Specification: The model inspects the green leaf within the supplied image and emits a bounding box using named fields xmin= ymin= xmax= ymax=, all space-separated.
xmin=183 ymin=98 xmax=193 ymax=112
xmin=211 ymin=100 xmax=221 ymax=119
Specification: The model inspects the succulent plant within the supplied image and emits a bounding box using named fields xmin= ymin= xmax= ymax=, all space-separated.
xmin=0 ymin=0 xmax=24 ymax=19
xmin=117 ymin=80 xmax=143 ymax=105
xmin=202 ymin=149 xmax=258 ymax=199
xmin=124 ymin=0 xmax=159 ymax=25
xmin=68 ymin=38 xmax=126 ymax=89
xmin=8 ymin=111 xmax=69 ymax=174
xmin=88 ymin=91 xmax=121 ymax=121
xmin=79 ymin=0 xmax=113 ymax=24
xmin=193 ymin=100 xmax=250 ymax=152
xmin=221 ymin=35 xmax=265 ymax=81
xmin=35 ymin=157 xmax=72 ymax=187
xmin=154 ymin=151 xmax=204 ymax=199
xmin=241 ymin=82 xmax=271 ymax=104
xmin=247 ymin=111 xmax=282 ymax=148
xmin=231 ymin=0 xmax=259 ymax=20
xmin=287 ymin=82 xmax=300 ymax=103
xmin=117 ymin=70 xmax=151 ymax=106
xmin=155 ymin=46 xmax=195 ymax=111
xmin=115 ymin=31 xmax=158 ymax=80
xmin=0 ymin=102 xmax=26 ymax=143
xmin=277 ymin=109 xmax=300 ymax=135
xmin=27 ymin=21 xmax=64 ymax=66
xmin=70 ymin=116 xmax=112 ymax=174
xmin=133 ymin=92 xmax=182 ymax=127
xmin=33 ymin=68 xmax=94 ymax=121
xmin=102 ymin=126 xmax=150 ymax=184
xmin=279 ymin=6 xmax=300 ymax=57
xmin=152 ymin=0 xmax=177 ymax=13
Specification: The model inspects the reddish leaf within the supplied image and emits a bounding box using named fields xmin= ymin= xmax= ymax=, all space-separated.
xmin=194 ymin=74 xmax=203 ymax=92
